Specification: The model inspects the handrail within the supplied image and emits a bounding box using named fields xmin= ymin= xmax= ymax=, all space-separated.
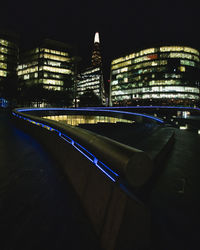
xmin=12 ymin=108 xmax=154 ymax=188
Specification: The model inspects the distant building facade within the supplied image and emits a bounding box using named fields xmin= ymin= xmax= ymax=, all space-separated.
xmin=18 ymin=39 xmax=74 ymax=91
xmin=110 ymin=46 xmax=200 ymax=106
xmin=77 ymin=32 xmax=105 ymax=105
xmin=0 ymin=30 xmax=19 ymax=89
xmin=77 ymin=66 xmax=104 ymax=97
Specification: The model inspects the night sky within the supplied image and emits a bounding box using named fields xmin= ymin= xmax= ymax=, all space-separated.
xmin=1 ymin=0 xmax=200 ymax=78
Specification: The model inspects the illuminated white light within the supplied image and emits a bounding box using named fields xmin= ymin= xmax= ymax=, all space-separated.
xmin=179 ymin=125 xmax=187 ymax=130
xmin=182 ymin=111 xmax=189 ymax=118
xmin=94 ymin=32 xmax=100 ymax=43
xmin=198 ymin=130 xmax=200 ymax=134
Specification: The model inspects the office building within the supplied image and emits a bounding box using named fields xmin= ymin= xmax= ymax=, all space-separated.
xmin=110 ymin=46 xmax=200 ymax=106
xmin=77 ymin=66 xmax=104 ymax=98
xmin=18 ymin=39 xmax=74 ymax=91
xmin=0 ymin=30 xmax=19 ymax=90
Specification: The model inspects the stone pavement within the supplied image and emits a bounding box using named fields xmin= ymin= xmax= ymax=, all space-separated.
xmin=0 ymin=112 xmax=101 ymax=250
xmin=149 ymin=129 xmax=200 ymax=250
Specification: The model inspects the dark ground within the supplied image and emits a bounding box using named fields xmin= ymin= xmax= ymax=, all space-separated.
xmin=149 ymin=129 xmax=200 ymax=250
xmin=0 ymin=111 xmax=101 ymax=250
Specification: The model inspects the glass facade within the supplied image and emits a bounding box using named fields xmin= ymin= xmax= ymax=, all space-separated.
xmin=110 ymin=46 xmax=200 ymax=106
xmin=17 ymin=40 xmax=73 ymax=91
xmin=77 ymin=67 xmax=105 ymax=104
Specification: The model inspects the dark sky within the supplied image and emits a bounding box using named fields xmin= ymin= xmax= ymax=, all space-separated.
xmin=1 ymin=0 xmax=200 ymax=77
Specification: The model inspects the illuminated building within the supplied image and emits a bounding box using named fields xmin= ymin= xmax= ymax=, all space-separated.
xmin=110 ymin=46 xmax=200 ymax=106
xmin=77 ymin=67 xmax=105 ymax=102
xmin=0 ymin=30 xmax=19 ymax=92
xmin=18 ymin=39 xmax=73 ymax=91
xmin=77 ymin=32 xmax=105 ymax=105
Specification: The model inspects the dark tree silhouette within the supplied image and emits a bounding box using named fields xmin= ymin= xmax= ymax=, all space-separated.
xmin=0 ymin=74 xmax=19 ymax=107
xmin=79 ymin=89 xmax=102 ymax=107
xmin=19 ymin=84 xmax=45 ymax=107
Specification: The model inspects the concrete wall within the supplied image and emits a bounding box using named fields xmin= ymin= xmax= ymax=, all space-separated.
xmin=13 ymin=115 xmax=150 ymax=250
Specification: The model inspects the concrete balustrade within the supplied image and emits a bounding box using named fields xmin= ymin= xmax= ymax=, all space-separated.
xmin=12 ymin=109 xmax=153 ymax=250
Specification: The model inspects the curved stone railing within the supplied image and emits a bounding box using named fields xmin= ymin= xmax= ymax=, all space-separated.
xmin=12 ymin=107 xmax=160 ymax=188
xmin=12 ymin=107 xmax=162 ymax=250
xmin=16 ymin=107 xmax=164 ymax=124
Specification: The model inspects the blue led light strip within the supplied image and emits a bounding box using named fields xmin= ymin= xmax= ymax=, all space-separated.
xmin=91 ymin=108 xmax=164 ymax=123
xmin=92 ymin=105 xmax=200 ymax=111
xmin=12 ymin=111 xmax=118 ymax=182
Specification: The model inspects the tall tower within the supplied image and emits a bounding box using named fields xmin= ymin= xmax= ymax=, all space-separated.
xmin=77 ymin=32 xmax=105 ymax=106
xmin=91 ymin=32 xmax=102 ymax=67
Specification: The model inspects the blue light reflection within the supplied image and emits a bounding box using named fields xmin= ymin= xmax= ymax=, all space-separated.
xmin=12 ymin=111 xmax=118 ymax=182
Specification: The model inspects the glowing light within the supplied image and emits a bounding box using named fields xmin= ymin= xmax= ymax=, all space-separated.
xmin=179 ymin=125 xmax=188 ymax=130
xmin=94 ymin=32 xmax=100 ymax=43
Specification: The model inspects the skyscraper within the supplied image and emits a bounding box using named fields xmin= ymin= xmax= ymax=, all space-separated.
xmin=77 ymin=32 xmax=105 ymax=106
xmin=91 ymin=32 xmax=102 ymax=67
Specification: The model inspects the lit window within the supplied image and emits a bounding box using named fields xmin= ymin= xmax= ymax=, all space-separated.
xmin=180 ymin=60 xmax=196 ymax=67
xmin=0 ymin=62 xmax=7 ymax=69
xmin=0 ymin=70 xmax=7 ymax=77
xmin=111 ymin=60 xmax=132 ymax=70
xmin=179 ymin=66 xmax=185 ymax=72
xmin=120 ymin=67 xmax=128 ymax=72
xmin=44 ymin=48 xmax=68 ymax=56
xmin=24 ymin=74 xmax=30 ymax=80
xmin=40 ymin=66 xmax=71 ymax=74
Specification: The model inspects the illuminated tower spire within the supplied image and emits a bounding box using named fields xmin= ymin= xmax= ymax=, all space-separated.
xmin=94 ymin=32 xmax=100 ymax=43
xmin=91 ymin=32 xmax=102 ymax=67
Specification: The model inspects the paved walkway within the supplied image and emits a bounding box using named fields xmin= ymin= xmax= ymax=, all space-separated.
xmin=149 ymin=129 xmax=200 ymax=250
xmin=0 ymin=112 xmax=101 ymax=250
